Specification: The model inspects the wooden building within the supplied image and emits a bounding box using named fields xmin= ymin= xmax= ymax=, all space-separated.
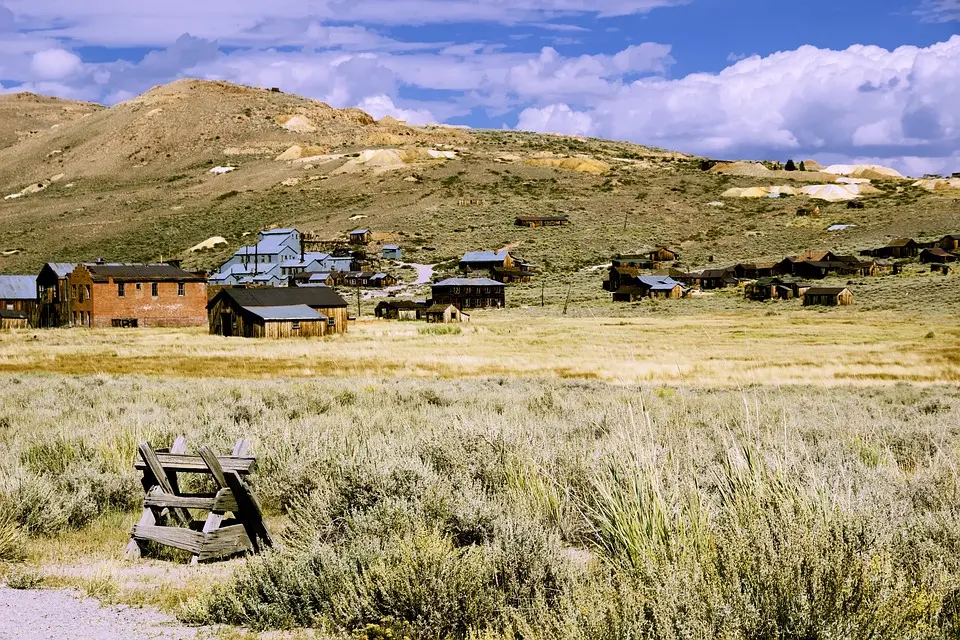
xmin=613 ymin=276 xmax=683 ymax=301
xmin=0 ymin=309 xmax=29 ymax=330
xmin=691 ymin=268 xmax=738 ymax=290
xmin=459 ymin=250 xmax=515 ymax=272
xmin=648 ymin=247 xmax=680 ymax=267
xmin=0 ymin=275 xmax=38 ymax=325
xmin=424 ymin=304 xmax=470 ymax=323
xmin=68 ymin=263 xmax=207 ymax=328
xmin=940 ymin=235 xmax=960 ymax=252
xmin=431 ymin=278 xmax=505 ymax=310
xmin=604 ymin=266 xmax=640 ymax=291
xmin=375 ymin=300 xmax=429 ymax=320
xmin=803 ymin=287 xmax=854 ymax=306
xmin=920 ymin=248 xmax=957 ymax=264
xmin=382 ymin=245 xmax=402 ymax=260
xmin=745 ymin=277 xmax=812 ymax=301
xmin=208 ymin=287 xmax=349 ymax=337
xmin=349 ymin=229 xmax=371 ymax=244
xmin=342 ymin=271 xmax=397 ymax=288
xmin=490 ymin=265 xmax=535 ymax=284
xmin=732 ymin=262 xmax=775 ymax=280
xmin=611 ymin=255 xmax=654 ymax=270
xmin=36 ymin=263 xmax=77 ymax=328
xmin=871 ymin=238 xmax=919 ymax=259
xmin=515 ymin=215 xmax=569 ymax=228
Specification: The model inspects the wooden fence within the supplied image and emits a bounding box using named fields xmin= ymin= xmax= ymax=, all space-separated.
xmin=126 ymin=436 xmax=273 ymax=564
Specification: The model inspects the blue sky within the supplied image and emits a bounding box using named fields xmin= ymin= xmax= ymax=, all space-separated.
xmin=0 ymin=0 xmax=958 ymax=174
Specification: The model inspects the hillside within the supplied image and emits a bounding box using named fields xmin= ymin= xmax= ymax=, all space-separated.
xmin=0 ymin=92 xmax=103 ymax=151
xmin=0 ymin=79 xmax=957 ymax=275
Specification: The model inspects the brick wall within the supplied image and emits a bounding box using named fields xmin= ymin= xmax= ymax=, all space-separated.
xmin=69 ymin=266 xmax=207 ymax=328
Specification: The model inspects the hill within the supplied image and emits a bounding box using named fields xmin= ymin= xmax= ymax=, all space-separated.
xmin=0 ymin=92 xmax=103 ymax=151
xmin=0 ymin=79 xmax=957 ymax=276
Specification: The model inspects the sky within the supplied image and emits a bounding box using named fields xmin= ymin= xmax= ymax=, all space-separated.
xmin=0 ymin=0 xmax=958 ymax=175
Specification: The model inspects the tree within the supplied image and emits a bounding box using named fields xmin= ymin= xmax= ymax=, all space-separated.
xmin=798 ymin=160 xmax=807 ymax=172
xmin=785 ymin=159 xmax=797 ymax=171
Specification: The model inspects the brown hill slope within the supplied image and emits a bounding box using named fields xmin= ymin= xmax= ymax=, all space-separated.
xmin=0 ymin=92 xmax=103 ymax=150
xmin=0 ymin=79 xmax=956 ymax=276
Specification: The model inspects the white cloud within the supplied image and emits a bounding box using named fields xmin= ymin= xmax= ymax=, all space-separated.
xmin=356 ymin=95 xmax=436 ymax=124
xmin=915 ymin=0 xmax=960 ymax=22
xmin=514 ymin=37 xmax=960 ymax=176
xmin=517 ymin=103 xmax=594 ymax=136
xmin=29 ymin=48 xmax=83 ymax=80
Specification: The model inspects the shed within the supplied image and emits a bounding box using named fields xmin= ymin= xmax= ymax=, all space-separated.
xmin=424 ymin=304 xmax=469 ymax=323
xmin=0 ymin=308 xmax=28 ymax=330
xmin=803 ymin=287 xmax=854 ymax=307
xmin=375 ymin=300 xmax=429 ymax=320
xmin=349 ymin=229 xmax=371 ymax=244
xmin=515 ymin=215 xmax=569 ymax=228
xmin=242 ymin=305 xmax=328 ymax=338
xmin=939 ymin=235 xmax=960 ymax=252
xmin=382 ymin=245 xmax=402 ymax=260
xmin=208 ymin=287 xmax=349 ymax=336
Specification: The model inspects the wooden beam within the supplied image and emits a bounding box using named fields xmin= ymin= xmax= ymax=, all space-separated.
xmin=135 ymin=454 xmax=255 ymax=475
xmin=197 ymin=524 xmax=252 ymax=562
xmin=144 ymin=490 xmax=238 ymax=512
xmin=137 ymin=442 xmax=191 ymax=526
xmin=198 ymin=445 xmax=228 ymax=489
xmin=224 ymin=470 xmax=273 ymax=553
xmin=131 ymin=524 xmax=204 ymax=554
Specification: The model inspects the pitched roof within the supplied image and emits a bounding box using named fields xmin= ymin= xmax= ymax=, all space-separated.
xmin=214 ymin=287 xmax=348 ymax=309
xmin=83 ymin=264 xmax=205 ymax=282
xmin=636 ymin=275 xmax=682 ymax=290
xmin=260 ymin=228 xmax=298 ymax=236
xmin=433 ymin=277 xmax=504 ymax=287
xmin=383 ymin=245 xmax=399 ymax=250
xmin=923 ymin=247 xmax=955 ymax=257
xmin=0 ymin=275 xmax=37 ymax=299
xmin=44 ymin=263 xmax=78 ymax=278
xmin=887 ymin=238 xmax=916 ymax=247
xmin=460 ymin=250 xmax=509 ymax=263
xmin=0 ymin=308 xmax=27 ymax=319
xmin=377 ymin=300 xmax=428 ymax=309
xmin=942 ymin=234 xmax=960 ymax=241
xmin=243 ymin=305 xmax=327 ymax=321
xmin=804 ymin=287 xmax=851 ymax=295
xmin=350 ymin=228 xmax=369 ymax=234
xmin=426 ymin=303 xmax=459 ymax=313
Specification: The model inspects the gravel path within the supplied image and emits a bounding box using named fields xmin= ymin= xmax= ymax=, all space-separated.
xmin=0 ymin=588 xmax=200 ymax=640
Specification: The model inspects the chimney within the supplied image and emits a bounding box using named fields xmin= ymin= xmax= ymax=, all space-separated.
xmin=96 ymin=257 xmax=105 ymax=264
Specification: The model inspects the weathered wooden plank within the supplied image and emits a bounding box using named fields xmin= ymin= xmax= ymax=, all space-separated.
xmin=126 ymin=486 xmax=163 ymax=560
xmin=166 ymin=436 xmax=189 ymax=496
xmin=144 ymin=490 xmax=238 ymax=512
xmin=137 ymin=443 xmax=191 ymax=526
xmin=197 ymin=524 xmax=252 ymax=562
xmin=135 ymin=454 xmax=255 ymax=474
xmin=224 ymin=470 xmax=274 ymax=553
xmin=198 ymin=445 xmax=227 ymax=488
xmin=131 ymin=525 xmax=205 ymax=554
xmin=232 ymin=438 xmax=251 ymax=457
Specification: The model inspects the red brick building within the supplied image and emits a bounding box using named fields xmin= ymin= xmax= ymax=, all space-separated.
xmin=68 ymin=263 xmax=207 ymax=328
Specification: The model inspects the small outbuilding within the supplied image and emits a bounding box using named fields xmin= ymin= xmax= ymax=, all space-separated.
xmin=349 ymin=229 xmax=371 ymax=244
xmin=920 ymin=248 xmax=957 ymax=264
xmin=515 ymin=215 xmax=569 ymax=228
xmin=375 ymin=300 xmax=429 ymax=320
xmin=382 ymin=245 xmax=402 ymax=260
xmin=424 ymin=304 xmax=469 ymax=323
xmin=0 ymin=308 xmax=29 ymax=330
xmin=242 ymin=305 xmax=329 ymax=338
xmin=803 ymin=287 xmax=854 ymax=307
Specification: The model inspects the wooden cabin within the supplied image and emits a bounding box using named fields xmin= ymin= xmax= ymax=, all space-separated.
xmin=0 ymin=309 xmax=29 ymax=330
xmin=515 ymin=215 xmax=569 ymax=228
xmin=745 ymin=277 xmax=812 ymax=301
xmin=920 ymin=248 xmax=957 ymax=264
xmin=604 ymin=266 xmax=640 ymax=292
xmin=692 ymin=268 xmax=738 ymax=290
xmin=939 ymin=235 xmax=960 ymax=252
xmin=349 ymin=229 xmax=371 ymax=244
xmin=36 ymin=263 xmax=77 ymax=328
xmin=424 ymin=304 xmax=469 ymax=323
xmin=375 ymin=300 xmax=429 ymax=320
xmin=648 ymin=247 xmax=680 ymax=267
xmin=613 ymin=276 xmax=683 ymax=301
xmin=872 ymin=239 xmax=919 ymax=259
xmin=611 ymin=255 xmax=654 ymax=270
xmin=490 ymin=265 xmax=535 ymax=284
xmin=732 ymin=262 xmax=775 ymax=280
xmin=459 ymin=250 xmax=514 ymax=273
xmin=431 ymin=278 xmax=505 ymax=310
xmin=208 ymin=287 xmax=349 ymax=337
xmin=803 ymin=287 xmax=854 ymax=307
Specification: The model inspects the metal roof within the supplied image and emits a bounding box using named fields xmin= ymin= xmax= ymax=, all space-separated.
xmin=804 ymin=287 xmax=851 ymax=295
xmin=84 ymin=264 xmax=205 ymax=282
xmin=260 ymin=228 xmax=298 ymax=235
xmin=636 ymin=275 xmax=681 ymax=290
xmin=460 ymin=250 xmax=509 ymax=263
xmin=45 ymin=263 xmax=78 ymax=278
xmin=213 ymin=286 xmax=348 ymax=309
xmin=243 ymin=305 xmax=327 ymax=321
xmin=383 ymin=245 xmax=399 ymax=250
xmin=433 ymin=277 xmax=504 ymax=287
xmin=0 ymin=275 xmax=38 ymax=299
xmin=350 ymin=228 xmax=369 ymax=234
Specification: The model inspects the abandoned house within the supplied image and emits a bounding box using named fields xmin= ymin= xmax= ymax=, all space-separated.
xmin=647 ymin=247 xmax=680 ymax=267
xmin=940 ymin=235 xmax=960 ymax=252
xmin=290 ymin=271 xmax=340 ymax=288
xmin=613 ymin=275 xmax=684 ymax=301
xmin=515 ymin=215 xmax=569 ymax=228
xmin=349 ymin=229 xmax=372 ymax=244
xmin=36 ymin=263 xmax=78 ymax=328
xmin=375 ymin=300 xmax=429 ymax=320
xmin=803 ymin=287 xmax=854 ymax=306
xmin=208 ymin=287 xmax=349 ymax=337
xmin=490 ymin=265 xmax=536 ymax=284
xmin=732 ymin=262 xmax=776 ymax=280
xmin=68 ymin=263 xmax=207 ymax=328
xmin=0 ymin=275 xmax=39 ymax=324
xmin=920 ymin=248 xmax=958 ymax=264
xmin=382 ymin=245 xmax=402 ymax=260
xmin=604 ymin=266 xmax=641 ymax=291
xmin=342 ymin=272 xmax=397 ymax=288
xmin=459 ymin=250 xmax=514 ymax=272
xmin=745 ymin=277 xmax=812 ymax=301
xmin=431 ymin=278 xmax=505 ymax=310
xmin=0 ymin=309 xmax=29 ymax=330
xmin=871 ymin=239 xmax=919 ymax=259
xmin=690 ymin=268 xmax=738 ymax=290
xmin=424 ymin=304 xmax=470 ymax=323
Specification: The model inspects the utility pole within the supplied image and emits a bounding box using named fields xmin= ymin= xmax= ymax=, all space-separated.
xmin=541 ymin=280 xmax=545 ymax=307
xmin=356 ymin=285 xmax=361 ymax=319
xmin=562 ymin=282 xmax=572 ymax=315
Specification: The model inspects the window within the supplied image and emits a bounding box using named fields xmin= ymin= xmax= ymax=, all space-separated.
xmin=85 ymin=285 xmax=91 ymax=300
xmin=151 ymin=282 xmax=159 ymax=297
xmin=177 ymin=282 xmax=185 ymax=297
xmin=136 ymin=283 xmax=142 ymax=290
xmin=117 ymin=282 xmax=125 ymax=297
xmin=291 ymin=321 xmax=301 ymax=331
xmin=327 ymin=318 xmax=336 ymax=327
xmin=78 ymin=286 xmax=85 ymax=303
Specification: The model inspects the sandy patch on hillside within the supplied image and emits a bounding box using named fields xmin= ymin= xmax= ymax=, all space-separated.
xmin=524 ymin=156 xmax=610 ymax=174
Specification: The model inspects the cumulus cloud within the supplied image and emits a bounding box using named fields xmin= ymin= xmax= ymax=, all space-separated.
xmin=356 ymin=95 xmax=436 ymax=124
xmin=29 ymin=48 xmax=83 ymax=80
xmin=517 ymin=103 xmax=594 ymax=136
xmin=515 ymin=37 xmax=960 ymax=176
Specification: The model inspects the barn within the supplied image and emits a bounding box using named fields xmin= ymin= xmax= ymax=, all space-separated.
xmin=208 ymin=287 xmax=349 ymax=337
xmin=424 ymin=304 xmax=470 ymax=323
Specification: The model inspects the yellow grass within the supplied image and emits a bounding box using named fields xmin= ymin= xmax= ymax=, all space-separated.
xmin=1 ymin=308 xmax=957 ymax=384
